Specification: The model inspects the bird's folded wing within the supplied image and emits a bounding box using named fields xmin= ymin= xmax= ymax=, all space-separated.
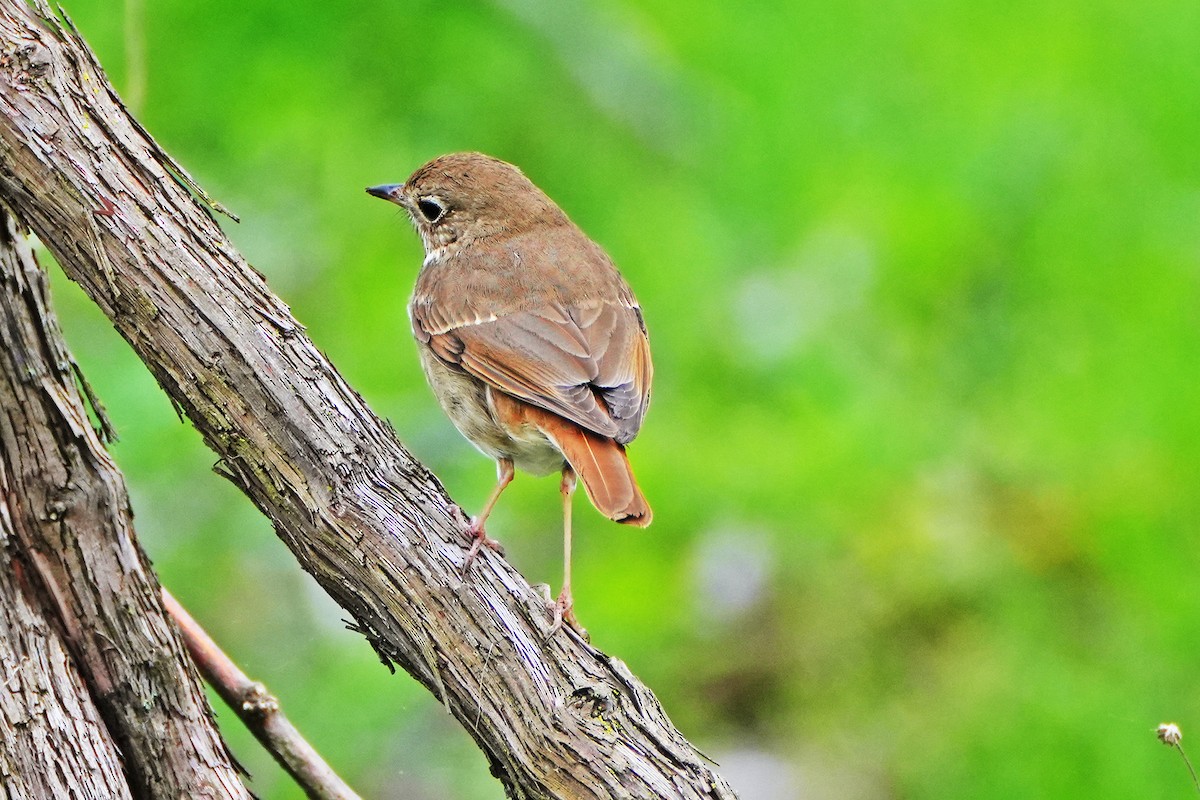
xmin=416 ymin=301 xmax=651 ymax=444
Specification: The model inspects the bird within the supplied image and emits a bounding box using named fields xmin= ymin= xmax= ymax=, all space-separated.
xmin=367 ymin=152 xmax=652 ymax=633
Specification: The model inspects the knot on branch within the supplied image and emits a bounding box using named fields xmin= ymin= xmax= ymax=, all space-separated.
xmin=569 ymin=683 xmax=622 ymax=735
xmin=240 ymin=683 xmax=280 ymax=718
xmin=0 ymin=43 xmax=52 ymax=89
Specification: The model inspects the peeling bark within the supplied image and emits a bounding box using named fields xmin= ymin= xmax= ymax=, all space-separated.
xmin=0 ymin=2 xmax=737 ymax=798
xmin=0 ymin=205 xmax=248 ymax=797
xmin=0 ymin=512 xmax=133 ymax=800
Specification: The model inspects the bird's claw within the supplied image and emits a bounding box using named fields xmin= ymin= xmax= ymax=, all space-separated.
xmin=547 ymin=589 xmax=588 ymax=641
xmin=460 ymin=518 xmax=504 ymax=577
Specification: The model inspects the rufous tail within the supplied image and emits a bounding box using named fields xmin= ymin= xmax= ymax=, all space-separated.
xmin=519 ymin=404 xmax=652 ymax=526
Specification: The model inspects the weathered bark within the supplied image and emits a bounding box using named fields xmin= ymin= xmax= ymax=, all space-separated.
xmin=0 ymin=3 xmax=736 ymax=798
xmin=0 ymin=508 xmax=133 ymax=800
xmin=0 ymin=207 xmax=249 ymax=797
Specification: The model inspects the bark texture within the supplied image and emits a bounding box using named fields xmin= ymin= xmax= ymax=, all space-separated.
xmin=0 ymin=508 xmax=132 ymax=800
xmin=0 ymin=206 xmax=248 ymax=798
xmin=0 ymin=3 xmax=736 ymax=799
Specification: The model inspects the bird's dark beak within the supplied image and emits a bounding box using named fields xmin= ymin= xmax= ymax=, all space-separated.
xmin=366 ymin=183 xmax=405 ymax=203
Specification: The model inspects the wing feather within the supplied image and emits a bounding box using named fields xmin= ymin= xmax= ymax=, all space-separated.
xmin=419 ymin=301 xmax=650 ymax=443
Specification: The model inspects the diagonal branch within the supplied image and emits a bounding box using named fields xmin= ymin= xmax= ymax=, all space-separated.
xmin=162 ymin=588 xmax=363 ymax=800
xmin=0 ymin=3 xmax=736 ymax=799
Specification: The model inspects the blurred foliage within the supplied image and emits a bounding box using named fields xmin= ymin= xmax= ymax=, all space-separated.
xmin=38 ymin=0 xmax=1200 ymax=797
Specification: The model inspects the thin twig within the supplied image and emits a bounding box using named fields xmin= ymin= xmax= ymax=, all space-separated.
xmin=1183 ymin=748 xmax=1200 ymax=795
xmin=162 ymin=589 xmax=363 ymax=800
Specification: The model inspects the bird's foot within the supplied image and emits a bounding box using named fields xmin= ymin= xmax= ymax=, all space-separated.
xmin=460 ymin=517 xmax=504 ymax=577
xmin=547 ymin=588 xmax=588 ymax=641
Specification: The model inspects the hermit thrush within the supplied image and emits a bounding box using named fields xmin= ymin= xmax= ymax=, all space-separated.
xmin=367 ymin=153 xmax=652 ymax=632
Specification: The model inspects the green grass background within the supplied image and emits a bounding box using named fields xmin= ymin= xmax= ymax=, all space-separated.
xmin=44 ymin=1 xmax=1200 ymax=797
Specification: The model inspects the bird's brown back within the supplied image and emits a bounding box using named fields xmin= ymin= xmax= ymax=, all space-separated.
xmin=410 ymin=203 xmax=652 ymax=445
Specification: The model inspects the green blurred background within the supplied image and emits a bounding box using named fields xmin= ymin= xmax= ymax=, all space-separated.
xmin=41 ymin=1 xmax=1200 ymax=797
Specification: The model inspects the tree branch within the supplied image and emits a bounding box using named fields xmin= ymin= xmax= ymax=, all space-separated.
xmin=162 ymin=589 xmax=363 ymax=800
xmin=0 ymin=3 xmax=736 ymax=797
xmin=0 ymin=501 xmax=133 ymax=800
xmin=0 ymin=205 xmax=248 ymax=797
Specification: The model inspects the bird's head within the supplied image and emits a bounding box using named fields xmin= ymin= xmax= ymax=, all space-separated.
xmin=367 ymin=152 xmax=568 ymax=255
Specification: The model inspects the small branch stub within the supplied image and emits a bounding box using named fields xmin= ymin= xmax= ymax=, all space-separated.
xmin=242 ymin=683 xmax=281 ymax=717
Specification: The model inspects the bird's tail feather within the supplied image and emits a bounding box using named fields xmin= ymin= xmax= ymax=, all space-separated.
xmin=515 ymin=402 xmax=652 ymax=526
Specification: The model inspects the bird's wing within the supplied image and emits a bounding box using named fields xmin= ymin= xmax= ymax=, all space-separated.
xmin=415 ymin=300 xmax=652 ymax=444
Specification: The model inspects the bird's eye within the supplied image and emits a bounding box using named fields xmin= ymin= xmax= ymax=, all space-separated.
xmin=417 ymin=197 xmax=447 ymax=223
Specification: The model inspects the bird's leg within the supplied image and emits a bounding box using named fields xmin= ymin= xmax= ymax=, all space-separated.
xmin=462 ymin=458 xmax=513 ymax=573
xmin=550 ymin=466 xmax=587 ymax=638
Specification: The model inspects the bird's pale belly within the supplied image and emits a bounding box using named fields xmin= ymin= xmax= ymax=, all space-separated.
xmin=417 ymin=346 xmax=565 ymax=476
